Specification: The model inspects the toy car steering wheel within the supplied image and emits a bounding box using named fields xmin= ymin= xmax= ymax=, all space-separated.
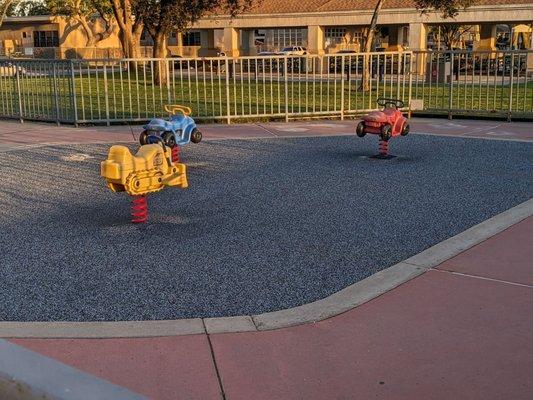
xmin=377 ymin=98 xmax=405 ymax=109
xmin=164 ymin=104 xmax=192 ymax=116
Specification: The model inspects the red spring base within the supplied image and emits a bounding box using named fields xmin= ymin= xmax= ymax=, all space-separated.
xmin=171 ymin=145 xmax=180 ymax=163
xmin=131 ymin=195 xmax=148 ymax=223
xmin=371 ymin=138 xmax=395 ymax=159
xmin=379 ymin=139 xmax=389 ymax=157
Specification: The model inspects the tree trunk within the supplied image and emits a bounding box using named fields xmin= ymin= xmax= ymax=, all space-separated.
xmin=78 ymin=15 xmax=97 ymax=47
xmin=132 ymin=23 xmax=143 ymax=58
xmin=153 ymin=31 xmax=168 ymax=86
xmin=112 ymin=0 xmax=142 ymax=59
xmin=360 ymin=0 xmax=385 ymax=92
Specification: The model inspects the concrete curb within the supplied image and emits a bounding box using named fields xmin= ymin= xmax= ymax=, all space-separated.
xmin=0 ymin=340 xmax=146 ymax=399
xmin=1 ymin=198 xmax=531 ymax=338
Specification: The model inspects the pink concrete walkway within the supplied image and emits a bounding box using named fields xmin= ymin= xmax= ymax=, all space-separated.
xmin=11 ymin=216 xmax=533 ymax=399
xmin=1 ymin=118 xmax=532 ymax=151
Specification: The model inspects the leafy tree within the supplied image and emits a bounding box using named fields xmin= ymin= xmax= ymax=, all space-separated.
xmin=0 ymin=0 xmax=20 ymax=29
xmin=10 ymin=0 xmax=50 ymax=16
xmin=415 ymin=0 xmax=478 ymax=50
xmin=429 ymin=24 xmax=474 ymax=50
xmin=359 ymin=0 xmax=478 ymax=91
xmin=45 ymin=0 xmax=115 ymax=46
xmin=135 ymin=0 xmax=252 ymax=84
xmin=414 ymin=0 xmax=476 ymax=19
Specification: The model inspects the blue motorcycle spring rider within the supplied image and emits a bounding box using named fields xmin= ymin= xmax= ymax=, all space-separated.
xmin=140 ymin=105 xmax=203 ymax=146
xmin=140 ymin=105 xmax=202 ymax=162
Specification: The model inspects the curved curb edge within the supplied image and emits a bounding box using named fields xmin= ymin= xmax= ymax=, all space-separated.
xmin=2 ymin=198 xmax=532 ymax=338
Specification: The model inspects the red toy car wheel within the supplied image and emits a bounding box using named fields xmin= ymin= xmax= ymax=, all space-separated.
xmin=356 ymin=121 xmax=366 ymax=137
xmin=380 ymin=124 xmax=392 ymax=141
xmin=401 ymin=123 xmax=410 ymax=136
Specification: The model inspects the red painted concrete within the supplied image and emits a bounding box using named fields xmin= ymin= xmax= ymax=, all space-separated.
xmin=1 ymin=118 xmax=531 ymax=150
xmin=408 ymin=118 xmax=533 ymax=141
xmin=11 ymin=335 xmax=222 ymax=400
xmin=211 ymin=270 xmax=533 ymax=400
xmin=438 ymin=217 xmax=533 ymax=286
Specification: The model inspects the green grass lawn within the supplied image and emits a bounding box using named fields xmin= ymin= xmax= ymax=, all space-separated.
xmin=1 ymin=71 xmax=532 ymax=123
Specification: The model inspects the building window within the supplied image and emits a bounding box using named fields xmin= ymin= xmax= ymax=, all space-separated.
xmin=254 ymin=29 xmax=266 ymax=46
xmin=325 ymin=28 xmax=346 ymax=46
xmin=33 ymin=30 xmax=59 ymax=47
xmin=183 ymin=31 xmax=201 ymax=46
xmin=267 ymin=29 xmax=307 ymax=49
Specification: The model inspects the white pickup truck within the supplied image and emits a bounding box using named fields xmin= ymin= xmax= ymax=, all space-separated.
xmin=278 ymin=46 xmax=307 ymax=56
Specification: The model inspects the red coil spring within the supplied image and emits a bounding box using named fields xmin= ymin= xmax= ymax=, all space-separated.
xmin=171 ymin=145 xmax=180 ymax=163
xmin=379 ymin=139 xmax=389 ymax=156
xmin=131 ymin=195 xmax=148 ymax=223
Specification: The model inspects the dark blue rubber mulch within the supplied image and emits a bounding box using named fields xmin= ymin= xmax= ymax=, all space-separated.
xmin=0 ymin=134 xmax=531 ymax=321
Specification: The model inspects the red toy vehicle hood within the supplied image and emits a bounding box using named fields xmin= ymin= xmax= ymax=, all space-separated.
xmin=363 ymin=111 xmax=388 ymax=123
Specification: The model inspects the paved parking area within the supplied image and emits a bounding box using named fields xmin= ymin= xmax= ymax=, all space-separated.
xmin=0 ymin=132 xmax=531 ymax=321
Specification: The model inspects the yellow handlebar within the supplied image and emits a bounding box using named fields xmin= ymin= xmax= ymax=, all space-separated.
xmin=164 ymin=104 xmax=192 ymax=116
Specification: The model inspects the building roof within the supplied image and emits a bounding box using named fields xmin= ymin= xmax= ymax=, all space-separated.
xmin=244 ymin=0 xmax=528 ymax=14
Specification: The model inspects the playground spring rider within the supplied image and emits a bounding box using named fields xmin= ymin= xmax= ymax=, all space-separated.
xmin=140 ymin=105 xmax=202 ymax=164
xmin=101 ymin=137 xmax=188 ymax=223
xmin=356 ymin=98 xmax=409 ymax=159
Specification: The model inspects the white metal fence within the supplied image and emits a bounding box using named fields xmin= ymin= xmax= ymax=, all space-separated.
xmin=0 ymin=50 xmax=531 ymax=125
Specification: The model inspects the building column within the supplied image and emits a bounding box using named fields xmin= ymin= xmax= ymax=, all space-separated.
xmin=223 ymin=27 xmax=240 ymax=57
xmin=176 ymin=32 xmax=183 ymax=56
xmin=408 ymin=22 xmax=426 ymax=51
xmin=409 ymin=22 xmax=427 ymax=75
xmin=307 ymin=25 xmax=325 ymax=55
xmin=477 ymin=24 xmax=497 ymax=51
xmin=248 ymin=30 xmax=258 ymax=56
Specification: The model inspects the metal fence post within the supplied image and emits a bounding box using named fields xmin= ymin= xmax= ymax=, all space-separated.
xmin=69 ymin=60 xmax=78 ymax=126
xmin=102 ymin=62 xmax=110 ymax=126
xmin=507 ymin=53 xmax=514 ymax=122
xmin=408 ymin=52 xmax=413 ymax=119
xmin=284 ymin=56 xmax=289 ymax=122
xmin=225 ymin=58 xmax=231 ymax=124
xmin=340 ymin=55 xmax=345 ymax=120
xmin=52 ymin=63 xmax=60 ymax=125
xmin=448 ymin=52 xmax=454 ymax=120
xmin=15 ymin=65 xmax=23 ymax=123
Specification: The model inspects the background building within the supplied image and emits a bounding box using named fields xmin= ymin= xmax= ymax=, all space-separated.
xmin=0 ymin=0 xmax=532 ymax=58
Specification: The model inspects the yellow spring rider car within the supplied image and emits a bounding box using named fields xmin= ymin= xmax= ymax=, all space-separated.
xmin=101 ymin=136 xmax=188 ymax=223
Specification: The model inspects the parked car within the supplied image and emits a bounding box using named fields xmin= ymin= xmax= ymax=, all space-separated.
xmin=170 ymin=54 xmax=188 ymax=69
xmin=278 ymin=46 xmax=307 ymax=56
xmin=0 ymin=61 xmax=26 ymax=77
xmin=257 ymin=51 xmax=280 ymax=56
xmin=329 ymin=50 xmax=358 ymax=73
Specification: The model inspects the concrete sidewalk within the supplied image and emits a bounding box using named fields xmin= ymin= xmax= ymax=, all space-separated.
xmin=11 ymin=216 xmax=533 ymax=400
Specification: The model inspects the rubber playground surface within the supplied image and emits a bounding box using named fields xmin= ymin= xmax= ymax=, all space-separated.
xmin=0 ymin=126 xmax=531 ymax=322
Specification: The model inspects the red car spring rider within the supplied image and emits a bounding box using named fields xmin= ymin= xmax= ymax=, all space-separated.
xmin=356 ymin=98 xmax=409 ymax=159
